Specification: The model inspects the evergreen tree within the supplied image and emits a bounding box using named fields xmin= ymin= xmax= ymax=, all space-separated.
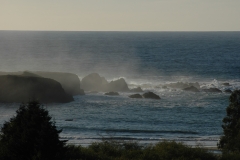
xmin=0 ymin=101 xmax=66 ymax=160
xmin=218 ymin=90 xmax=240 ymax=152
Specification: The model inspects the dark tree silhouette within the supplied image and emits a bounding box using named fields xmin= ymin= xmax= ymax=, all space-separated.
xmin=218 ymin=90 xmax=240 ymax=152
xmin=0 ymin=101 xmax=66 ymax=160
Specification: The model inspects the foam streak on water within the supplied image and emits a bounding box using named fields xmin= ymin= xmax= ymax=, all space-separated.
xmin=0 ymin=31 xmax=240 ymax=147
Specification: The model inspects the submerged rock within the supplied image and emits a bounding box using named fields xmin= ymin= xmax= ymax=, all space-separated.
xmin=130 ymin=87 xmax=143 ymax=92
xmin=129 ymin=94 xmax=143 ymax=98
xmin=224 ymin=89 xmax=232 ymax=93
xmin=202 ymin=88 xmax=222 ymax=93
xmin=183 ymin=86 xmax=200 ymax=92
xmin=166 ymin=82 xmax=200 ymax=89
xmin=0 ymin=75 xmax=73 ymax=103
xmin=222 ymin=83 xmax=231 ymax=86
xmin=104 ymin=92 xmax=119 ymax=96
xmin=142 ymin=92 xmax=161 ymax=99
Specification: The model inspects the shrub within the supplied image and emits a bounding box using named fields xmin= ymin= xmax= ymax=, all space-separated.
xmin=0 ymin=101 xmax=66 ymax=160
xmin=218 ymin=90 xmax=240 ymax=152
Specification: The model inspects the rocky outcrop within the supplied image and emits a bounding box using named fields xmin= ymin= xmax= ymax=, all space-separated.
xmin=183 ymin=86 xmax=200 ymax=92
xmin=33 ymin=71 xmax=83 ymax=96
xmin=166 ymin=82 xmax=200 ymax=89
xmin=130 ymin=87 xmax=143 ymax=92
xmin=81 ymin=73 xmax=108 ymax=91
xmin=81 ymin=73 xmax=130 ymax=92
xmin=202 ymin=88 xmax=222 ymax=93
xmin=106 ymin=78 xmax=129 ymax=92
xmin=224 ymin=89 xmax=232 ymax=93
xmin=142 ymin=92 xmax=161 ymax=99
xmin=0 ymin=71 xmax=83 ymax=96
xmin=104 ymin=92 xmax=119 ymax=96
xmin=129 ymin=94 xmax=142 ymax=98
xmin=222 ymin=83 xmax=231 ymax=86
xmin=0 ymin=75 xmax=73 ymax=103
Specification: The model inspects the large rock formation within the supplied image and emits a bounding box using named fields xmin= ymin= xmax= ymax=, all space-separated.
xmin=0 ymin=75 xmax=73 ymax=103
xmin=106 ymin=78 xmax=130 ymax=92
xmin=81 ymin=73 xmax=130 ymax=92
xmin=0 ymin=71 xmax=83 ymax=96
xmin=81 ymin=73 xmax=108 ymax=91
xmin=33 ymin=71 xmax=83 ymax=95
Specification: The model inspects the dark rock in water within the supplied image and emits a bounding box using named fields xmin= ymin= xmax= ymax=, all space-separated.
xmin=224 ymin=89 xmax=232 ymax=93
xmin=129 ymin=94 xmax=142 ymax=98
xmin=130 ymin=87 xmax=143 ymax=92
xmin=81 ymin=73 xmax=108 ymax=91
xmin=21 ymin=71 xmax=41 ymax=77
xmin=0 ymin=71 xmax=83 ymax=96
xmin=183 ymin=86 xmax=200 ymax=92
xmin=166 ymin=82 xmax=200 ymax=89
xmin=162 ymin=86 xmax=168 ymax=89
xmin=104 ymin=92 xmax=119 ymax=96
xmin=142 ymin=92 xmax=161 ymax=99
xmin=222 ymin=83 xmax=231 ymax=86
xmin=202 ymin=88 xmax=222 ymax=93
xmin=106 ymin=78 xmax=130 ymax=92
xmin=0 ymin=75 xmax=73 ymax=103
xmin=33 ymin=71 xmax=83 ymax=96
xmin=65 ymin=119 xmax=73 ymax=121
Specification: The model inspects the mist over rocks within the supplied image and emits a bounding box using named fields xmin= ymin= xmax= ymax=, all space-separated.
xmin=130 ymin=87 xmax=143 ymax=92
xmin=166 ymin=82 xmax=200 ymax=89
xmin=32 ymin=71 xmax=83 ymax=96
xmin=0 ymin=75 xmax=73 ymax=103
xmin=0 ymin=71 xmax=83 ymax=96
xmin=183 ymin=86 xmax=200 ymax=92
xmin=81 ymin=73 xmax=130 ymax=92
xmin=202 ymin=88 xmax=222 ymax=93
xmin=81 ymin=73 xmax=108 ymax=91
xmin=129 ymin=94 xmax=143 ymax=98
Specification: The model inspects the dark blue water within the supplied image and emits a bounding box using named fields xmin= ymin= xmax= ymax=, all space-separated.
xmin=0 ymin=31 xmax=240 ymax=146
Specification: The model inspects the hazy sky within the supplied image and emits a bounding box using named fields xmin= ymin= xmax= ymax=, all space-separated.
xmin=1 ymin=0 xmax=240 ymax=31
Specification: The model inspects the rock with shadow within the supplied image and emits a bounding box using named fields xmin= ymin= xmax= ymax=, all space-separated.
xmin=142 ymin=92 xmax=161 ymax=99
xmin=129 ymin=94 xmax=143 ymax=98
xmin=130 ymin=87 xmax=143 ymax=92
xmin=0 ymin=75 xmax=73 ymax=103
xmin=183 ymin=86 xmax=200 ymax=92
xmin=202 ymin=88 xmax=222 ymax=93
xmin=81 ymin=73 xmax=108 ymax=92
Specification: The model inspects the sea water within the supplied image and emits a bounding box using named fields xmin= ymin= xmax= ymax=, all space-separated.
xmin=0 ymin=31 xmax=240 ymax=147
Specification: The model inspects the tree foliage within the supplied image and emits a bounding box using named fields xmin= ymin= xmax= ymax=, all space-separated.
xmin=218 ymin=90 xmax=240 ymax=152
xmin=0 ymin=101 xmax=66 ymax=160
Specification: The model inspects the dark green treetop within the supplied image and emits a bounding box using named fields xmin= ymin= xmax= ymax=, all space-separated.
xmin=0 ymin=101 xmax=67 ymax=160
xmin=218 ymin=90 xmax=240 ymax=152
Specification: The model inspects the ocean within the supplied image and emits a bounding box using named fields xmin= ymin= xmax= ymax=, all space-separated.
xmin=0 ymin=31 xmax=240 ymax=147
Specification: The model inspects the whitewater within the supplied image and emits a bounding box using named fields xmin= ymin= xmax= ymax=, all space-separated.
xmin=0 ymin=31 xmax=240 ymax=147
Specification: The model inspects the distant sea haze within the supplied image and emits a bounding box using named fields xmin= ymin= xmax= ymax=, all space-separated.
xmin=0 ymin=31 xmax=240 ymax=146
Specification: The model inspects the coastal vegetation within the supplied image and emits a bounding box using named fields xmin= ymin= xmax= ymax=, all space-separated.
xmin=1 ymin=90 xmax=240 ymax=159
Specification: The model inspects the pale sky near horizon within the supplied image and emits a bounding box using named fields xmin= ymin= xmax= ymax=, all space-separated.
xmin=1 ymin=0 xmax=240 ymax=31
